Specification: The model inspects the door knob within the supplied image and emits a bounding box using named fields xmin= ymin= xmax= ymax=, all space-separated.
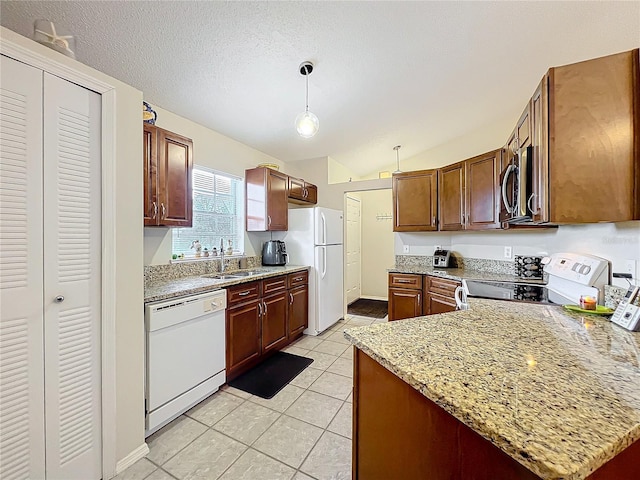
xmin=54 ymin=295 xmax=65 ymax=303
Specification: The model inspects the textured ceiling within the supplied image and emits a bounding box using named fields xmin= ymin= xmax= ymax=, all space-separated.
xmin=1 ymin=1 xmax=639 ymax=176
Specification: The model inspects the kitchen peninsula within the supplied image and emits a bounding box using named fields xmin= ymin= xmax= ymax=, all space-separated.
xmin=345 ymin=299 xmax=640 ymax=479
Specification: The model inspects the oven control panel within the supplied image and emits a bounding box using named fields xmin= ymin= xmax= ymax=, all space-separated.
xmin=544 ymin=253 xmax=609 ymax=287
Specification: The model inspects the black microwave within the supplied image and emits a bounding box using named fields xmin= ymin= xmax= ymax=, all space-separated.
xmin=499 ymin=145 xmax=533 ymax=224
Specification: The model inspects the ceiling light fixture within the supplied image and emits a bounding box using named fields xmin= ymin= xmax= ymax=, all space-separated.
xmin=295 ymin=61 xmax=319 ymax=138
xmin=393 ymin=145 xmax=402 ymax=174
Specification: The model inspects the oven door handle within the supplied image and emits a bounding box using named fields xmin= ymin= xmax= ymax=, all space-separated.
xmin=501 ymin=164 xmax=515 ymax=215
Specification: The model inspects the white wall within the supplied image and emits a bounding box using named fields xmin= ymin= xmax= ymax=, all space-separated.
xmin=1 ymin=27 xmax=145 ymax=469
xmin=397 ymin=223 xmax=640 ymax=288
xmin=359 ymin=189 xmax=394 ymax=299
xmin=143 ymin=106 xmax=284 ymax=265
xmin=328 ymin=156 xmax=361 ymax=183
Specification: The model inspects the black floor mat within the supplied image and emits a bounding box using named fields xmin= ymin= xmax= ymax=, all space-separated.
xmin=228 ymin=351 xmax=314 ymax=399
xmin=347 ymin=298 xmax=388 ymax=319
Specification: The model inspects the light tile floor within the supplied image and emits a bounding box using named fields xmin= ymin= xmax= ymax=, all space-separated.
xmin=116 ymin=314 xmax=387 ymax=480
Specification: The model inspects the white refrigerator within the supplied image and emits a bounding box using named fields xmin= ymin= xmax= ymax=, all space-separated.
xmin=285 ymin=207 xmax=344 ymax=334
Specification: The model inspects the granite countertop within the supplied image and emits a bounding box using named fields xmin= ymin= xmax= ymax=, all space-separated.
xmin=144 ymin=265 xmax=309 ymax=303
xmin=344 ymin=299 xmax=640 ymax=479
xmin=388 ymin=264 xmax=546 ymax=284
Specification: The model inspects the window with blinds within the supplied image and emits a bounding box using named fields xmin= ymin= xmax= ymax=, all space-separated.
xmin=172 ymin=166 xmax=244 ymax=257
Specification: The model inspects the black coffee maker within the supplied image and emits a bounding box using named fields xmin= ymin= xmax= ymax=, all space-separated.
xmin=262 ymin=240 xmax=287 ymax=266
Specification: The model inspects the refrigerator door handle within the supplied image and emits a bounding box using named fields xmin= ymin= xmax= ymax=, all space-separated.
xmin=320 ymin=212 xmax=327 ymax=245
xmin=321 ymin=246 xmax=327 ymax=279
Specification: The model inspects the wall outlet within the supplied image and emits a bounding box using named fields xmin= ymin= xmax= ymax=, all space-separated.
xmin=504 ymin=246 xmax=512 ymax=259
xmin=403 ymin=245 xmax=410 ymax=254
xmin=624 ymin=259 xmax=637 ymax=276
xmin=434 ymin=245 xmax=442 ymax=252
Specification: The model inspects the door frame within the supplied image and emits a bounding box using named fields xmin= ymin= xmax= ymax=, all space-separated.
xmin=1 ymin=35 xmax=119 ymax=479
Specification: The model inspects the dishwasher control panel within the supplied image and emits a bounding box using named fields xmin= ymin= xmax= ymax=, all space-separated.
xmin=146 ymin=290 xmax=227 ymax=332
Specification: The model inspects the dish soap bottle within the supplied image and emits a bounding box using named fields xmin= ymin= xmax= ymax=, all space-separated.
xmin=226 ymin=239 xmax=233 ymax=255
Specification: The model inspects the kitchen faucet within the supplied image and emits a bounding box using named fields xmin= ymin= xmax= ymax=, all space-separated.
xmin=220 ymin=238 xmax=225 ymax=272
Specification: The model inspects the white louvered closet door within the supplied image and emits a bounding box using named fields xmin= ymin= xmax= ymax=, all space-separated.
xmin=43 ymin=73 xmax=102 ymax=480
xmin=0 ymin=55 xmax=46 ymax=480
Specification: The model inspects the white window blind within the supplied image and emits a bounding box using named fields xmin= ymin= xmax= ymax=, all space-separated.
xmin=172 ymin=166 xmax=244 ymax=256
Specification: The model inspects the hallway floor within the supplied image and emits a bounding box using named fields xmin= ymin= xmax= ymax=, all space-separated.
xmin=115 ymin=314 xmax=386 ymax=480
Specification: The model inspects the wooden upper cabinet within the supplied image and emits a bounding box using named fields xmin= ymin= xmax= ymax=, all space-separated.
xmin=157 ymin=129 xmax=193 ymax=226
xmin=548 ymin=49 xmax=640 ymax=223
xmin=245 ymin=167 xmax=289 ymax=231
xmin=143 ymin=125 xmax=157 ymax=225
xmin=288 ymin=177 xmax=318 ymax=205
xmin=392 ymin=169 xmax=438 ymax=231
xmin=436 ymin=151 xmax=501 ymax=231
xmin=465 ymin=150 xmax=502 ymax=230
xmin=516 ymin=106 xmax=531 ymax=149
xmin=438 ymin=162 xmax=465 ymax=231
xmin=143 ymin=124 xmax=193 ymax=227
xmin=530 ymin=75 xmax=549 ymax=223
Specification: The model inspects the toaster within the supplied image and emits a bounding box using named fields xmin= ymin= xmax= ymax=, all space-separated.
xmin=433 ymin=249 xmax=451 ymax=268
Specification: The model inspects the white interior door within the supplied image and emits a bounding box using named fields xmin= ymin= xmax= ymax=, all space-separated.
xmin=0 ymin=55 xmax=46 ymax=480
xmin=43 ymin=73 xmax=102 ymax=480
xmin=345 ymin=196 xmax=361 ymax=305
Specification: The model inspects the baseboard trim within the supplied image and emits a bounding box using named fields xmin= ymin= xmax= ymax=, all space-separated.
xmin=360 ymin=295 xmax=388 ymax=302
xmin=115 ymin=443 xmax=150 ymax=476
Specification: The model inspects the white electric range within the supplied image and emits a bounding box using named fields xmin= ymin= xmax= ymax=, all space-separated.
xmin=462 ymin=252 xmax=611 ymax=306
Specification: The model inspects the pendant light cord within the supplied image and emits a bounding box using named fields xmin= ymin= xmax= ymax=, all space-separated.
xmin=304 ymin=64 xmax=310 ymax=113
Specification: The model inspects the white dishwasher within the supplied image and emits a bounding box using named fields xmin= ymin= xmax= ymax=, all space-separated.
xmin=145 ymin=290 xmax=226 ymax=436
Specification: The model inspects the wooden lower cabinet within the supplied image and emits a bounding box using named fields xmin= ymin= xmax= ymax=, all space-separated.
xmin=226 ymin=299 xmax=261 ymax=380
xmin=389 ymin=273 xmax=460 ymax=319
xmin=226 ymin=271 xmax=309 ymax=380
xmin=262 ymin=291 xmax=289 ymax=354
xmin=353 ymin=349 xmax=541 ymax=479
xmin=353 ymin=348 xmax=640 ymax=479
xmin=388 ymin=288 xmax=422 ymax=321
xmin=288 ymin=285 xmax=308 ymax=339
xmin=424 ymin=276 xmax=460 ymax=315
xmin=426 ymin=293 xmax=457 ymax=315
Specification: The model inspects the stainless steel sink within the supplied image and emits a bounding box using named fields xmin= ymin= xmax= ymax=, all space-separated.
xmin=202 ymin=274 xmax=242 ymax=280
xmin=228 ymin=270 xmax=263 ymax=277
xmin=202 ymin=270 xmax=267 ymax=280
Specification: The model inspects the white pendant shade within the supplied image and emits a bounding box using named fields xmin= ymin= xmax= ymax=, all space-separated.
xmin=296 ymin=61 xmax=319 ymax=138
xmin=295 ymin=110 xmax=319 ymax=138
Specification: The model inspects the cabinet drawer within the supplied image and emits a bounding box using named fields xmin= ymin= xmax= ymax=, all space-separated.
xmin=227 ymin=281 xmax=261 ymax=305
xmin=288 ymin=270 xmax=309 ymax=289
xmin=262 ymin=275 xmax=287 ymax=296
xmin=427 ymin=276 xmax=461 ymax=297
xmin=389 ymin=273 xmax=423 ymax=290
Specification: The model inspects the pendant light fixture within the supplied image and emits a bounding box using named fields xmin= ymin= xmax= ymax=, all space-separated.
xmin=295 ymin=61 xmax=319 ymax=138
xmin=393 ymin=145 xmax=402 ymax=174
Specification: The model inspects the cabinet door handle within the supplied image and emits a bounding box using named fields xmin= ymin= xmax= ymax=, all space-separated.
xmin=258 ymin=302 xmax=262 ymax=316
xmin=289 ymin=293 xmax=294 ymax=304
xmin=396 ymin=279 xmax=412 ymax=284
xmin=160 ymin=203 xmax=166 ymax=219
xmin=417 ymin=293 xmax=421 ymax=305
xmin=263 ymin=301 xmax=267 ymax=315
xmin=294 ymin=277 xmax=303 ymax=282
xmin=151 ymin=201 xmax=158 ymax=219
xmin=238 ymin=290 xmax=251 ymax=296
xmin=303 ymin=187 xmax=308 ymax=198
xmin=527 ymin=193 xmax=538 ymax=214
xmin=432 ymin=216 xmax=436 ymax=227
xmin=268 ymin=215 xmax=272 ymax=227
